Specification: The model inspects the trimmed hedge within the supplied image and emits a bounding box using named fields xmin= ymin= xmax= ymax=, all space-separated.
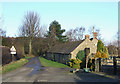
xmin=2 ymin=46 xmax=25 ymax=65
xmin=2 ymin=46 xmax=12 ymax=65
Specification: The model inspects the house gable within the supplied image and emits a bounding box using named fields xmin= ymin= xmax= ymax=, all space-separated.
xmin=71 ymin=38 xmax=98 ymax=59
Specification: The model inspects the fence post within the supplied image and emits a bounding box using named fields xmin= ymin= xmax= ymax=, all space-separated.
xmin=99 ymin=58 xmax=101 ymax=72
xmin=113 ymin=57 xmax=117 ymax=75
xmin=12 ymin=54 xmax=15 ymax=61
xmin=95 ymin=58 xmax=99 ymax=72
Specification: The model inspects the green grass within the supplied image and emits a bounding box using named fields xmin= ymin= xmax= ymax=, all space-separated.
xmin=39 ymin=57 xmax=70 ymax=68
xmin=2 ymin=58 xmax=28 ymax=74
xmin=24 ymin=56 xmax=34 ymax=59
xmin=24 ymin=55 xmax=34 ymax=59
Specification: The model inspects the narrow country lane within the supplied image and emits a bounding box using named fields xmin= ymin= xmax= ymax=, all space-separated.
xmin=2 ymin=56 xmax=119 ymax=83
xmin=2 ymin=56 xmax=43 ymax=82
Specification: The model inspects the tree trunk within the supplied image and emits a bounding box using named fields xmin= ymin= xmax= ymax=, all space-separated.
xmin=86 ymin=56 xmax=88 ymax=69
xmin=29 ymin=39 xmax=32 ymax=55
xmin=22 ymin=46 xmax=24 ymax=55
xmin=95 ymin=58 xmax=99 ymax=72
xmin=22 ymin=37 xmax=25 ymax=55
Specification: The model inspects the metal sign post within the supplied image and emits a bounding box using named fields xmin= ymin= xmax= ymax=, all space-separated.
xmin=10 ymin=46 xmax=16 ymax=61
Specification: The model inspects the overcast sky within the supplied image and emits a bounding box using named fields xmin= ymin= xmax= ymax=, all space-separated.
xmin=1 ymin=1 xmax=118 ymax=43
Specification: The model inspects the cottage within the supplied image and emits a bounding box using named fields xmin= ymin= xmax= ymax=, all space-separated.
xmin=45 ymin=32 xmax=98 ymax=64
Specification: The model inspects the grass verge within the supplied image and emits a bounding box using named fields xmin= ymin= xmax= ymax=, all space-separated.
xmin=2 ymin=58 xmax=28 ymax=74
xmin=39 ymin=57 xmax=70 ymax=68
xmin=24 ymin=54 xmax=35 ymax=59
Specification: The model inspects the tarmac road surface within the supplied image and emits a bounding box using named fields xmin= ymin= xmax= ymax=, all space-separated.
xmin=2 ymin=56 xmax=120 ymax=83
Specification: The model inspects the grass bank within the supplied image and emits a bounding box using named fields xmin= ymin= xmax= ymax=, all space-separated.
xmin=24 ymin=55 xmax=34 ymax=59
xmin=2 ymin=58 xmax=28 ymax=74
xmin=39 ymin=57 xmax=70 ymax=68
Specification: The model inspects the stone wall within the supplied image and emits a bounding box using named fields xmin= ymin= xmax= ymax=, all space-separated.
xmin=46 ymin=52 xmax=71 ymax=65
xmin=71 ymin=38 xmax=98 ymax=59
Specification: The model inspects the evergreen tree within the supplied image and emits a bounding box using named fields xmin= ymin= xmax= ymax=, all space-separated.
xmin=103 ymin=46 xmax=109 ymax=57
xmin=97 ymin=40 xmax=109 ymax=58
xmin=46 ymin=20 xmax=68 ymax=42
xmin=97 ymin=40 xmax=104 ymax=53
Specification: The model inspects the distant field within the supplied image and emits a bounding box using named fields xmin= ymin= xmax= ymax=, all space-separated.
xmin=39 ymin=57 xmax=70 ymax=68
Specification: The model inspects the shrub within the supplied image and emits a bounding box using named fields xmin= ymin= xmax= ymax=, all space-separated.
xmin=89 ymin=58 xmax=95 ymax=71
xmin=2 ymin=46 xmax=12 ymax=65
xmin=101 ymin=52 xmax=108 ymax=58
xmin=97 ymin=40 xmax=104 ymax=53
xmin=97 ymin=40 xmax=109 ymax=58
xmin=76 ymin=50 xmax=85 ymax=60
xmin=76 ymin=50 xmax=86 ymax=68
xmin=103 ymin=46 xmax=109 ymax=57
xmin=15 ymin=51 xmax=24 ymax=60
xmin=69 ymin=59 xmax=82 ymax=69
xmin=95 ymin=51 xmax=101 ymax=58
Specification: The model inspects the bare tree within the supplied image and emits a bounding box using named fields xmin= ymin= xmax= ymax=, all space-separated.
xmin=65 ymin=29 xmax=74 ymax=41
xmin=37 ymin=25 xmax=47 ymax=38
xmin=88 ymin=26 xmax=101 ymax=40
xmin=66 ymin=27 xmax=85 ymax=41
xmin=96 ymin=29 xmax=101 ymax=40
xmin=107 ymin=43 xmax=118 ymax=57
xmin=0 ymin=29 xmax=6 ymax=37
xmin=88 ymin=26 xmax=93 ymax=37
xmin=19 ymin=11 xmax=41 ymax=55
xmin=106 ymin=32 xmax=119 ymax=57
xmin=0 ymin=17 xmax=6 ymax=37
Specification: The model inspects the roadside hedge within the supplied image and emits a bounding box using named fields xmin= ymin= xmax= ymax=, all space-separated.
xmin=2 ymin=46 xmax=12 ymax=65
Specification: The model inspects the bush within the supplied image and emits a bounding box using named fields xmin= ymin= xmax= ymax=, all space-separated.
xmin=69 ymin=59 xmax=82 ymax=69
xmin=15 ymin=52 xmax=24 ymax=60
xmin=76 ymin=50 xmax=85 ymax=60
xmin=97 ymin=40 xmax=104 ymax=53
xmin=101 ymin=52 xmax=108 ymax=58
xmin=95 ymin=51 xmax=101 ymax=58
xmin=2 ymin=45 xmax=25 ymax=65
xmin=32 ymin=38 xmax=49 ymax=56
xmin=103 ymin=46 xmax=109 ymax=57
xmin=76 ymin=50 xmax=86 ymax=68
xmin=2 ymin=37 xmax=49 ymax=56
xmin=2 ymin=46 xmax=12 ymax=65
xmin=2 ymin=37 xmax=12 ymax=47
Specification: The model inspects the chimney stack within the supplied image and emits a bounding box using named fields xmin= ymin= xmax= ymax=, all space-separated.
xmin=93 ymin=32 xmax=97 ymax=39
xmin=85 ymin=35 xmax=90 ymax=39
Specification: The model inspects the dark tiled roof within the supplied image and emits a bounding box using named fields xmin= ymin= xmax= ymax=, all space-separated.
xmin=48 ymin=40 xmax=84 ymax=54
